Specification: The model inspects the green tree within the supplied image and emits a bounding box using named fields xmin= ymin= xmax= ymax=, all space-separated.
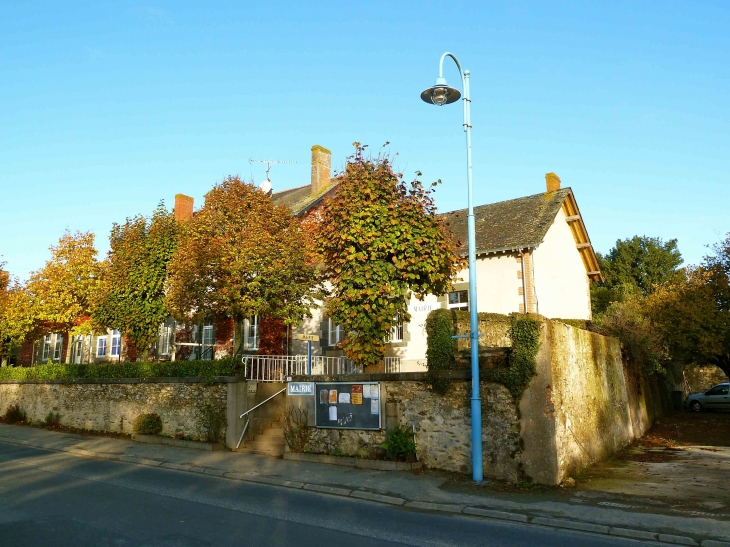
xmin=166 ymin=176 xmax=321 ymax=333
xmin=92 ymin=203 xmax=178 ymax=358
xmin=316 ymin=144 xmax=463 ymax=368
xmin=592 ymin=236 xmax=683 ymax=315
xmin=0 ymin=264 xmax=37 ymax=364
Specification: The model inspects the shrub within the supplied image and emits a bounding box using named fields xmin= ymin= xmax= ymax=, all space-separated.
xmin=425 ymin=308 xmax=456 ymax=395
xmin=381 ymin=425 xmax=416 ymax=462
xmin=0 ymin=357 xmax=243 ymax=382
xmin=133 ymin=413 xmax=163 ymax=435
xmin=4 ymin=404 xmax=26 ymax=424
xmin=44 ymin=412 xmax=61 ymax=426
xmin=283 ymin=406 xmax=311 ymax=452
xmin=201 ymin=405 xmax=226 ymax=443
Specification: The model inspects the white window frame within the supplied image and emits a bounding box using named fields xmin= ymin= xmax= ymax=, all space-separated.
xmin=160 ymin=326 xmax=171 ymax=355
xmin=97 ymin=336 xmax=107 ymax=357
xmin=53 ymin=334 xmax=63 ymax=361
xmin=448 ymin=290 xmax=469 ymax=311
xmin=41 ymin=334 xmax=52 ymax=361
xmin=328 ymin=318 xmax=343 ymax=346
xmin=246 ymin=317 xmax=259 ymax=351
xmin=387 ymin=321 xmax=404 ymax=343
xmin=110 ymin=330 xmax=121 ymax=357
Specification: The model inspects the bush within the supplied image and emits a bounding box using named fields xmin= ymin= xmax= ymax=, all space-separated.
xmin=381 ymin=425 xmax=416 ymax=462
xmin=44 ymin=412 xmax=61 ymax=426
xmin=0 ymin=357 xmax=243 ymax=382
xmin=486 ymin=314 xmax=542 ymax=400
xmin=283 ymin=406 xmax=311 ymax=452
xmin=201 ymin=405 xmax=226 ymax=443
xmin=133 ymin=413 xmax=163 ymax=435
xmin=4 ymin=404 xmax=26 ymax=424
xmin=425 ymin=308 xmax=456 ymax=395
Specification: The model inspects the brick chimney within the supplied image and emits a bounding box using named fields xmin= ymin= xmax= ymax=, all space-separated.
xmin=311 ymin=145 xmax=331 ymax=196
xmin=545 ymin=172 xmax=561 ymax=192
xmin=174 ymin=194 xmax=194 ymax=222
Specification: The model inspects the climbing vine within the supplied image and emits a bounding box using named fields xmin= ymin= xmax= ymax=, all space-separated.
xmin=486 ymin=314 xmax=542 ymax=400
xmin=425 ymin=308 xmax=456 ymax=395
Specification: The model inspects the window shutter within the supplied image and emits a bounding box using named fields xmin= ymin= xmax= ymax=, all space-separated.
xmin=320 ymin=319 xmax=330 ymax=348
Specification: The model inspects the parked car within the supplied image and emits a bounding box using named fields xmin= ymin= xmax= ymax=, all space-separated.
xmin=686 ymin=383 xmax=730 ymax=412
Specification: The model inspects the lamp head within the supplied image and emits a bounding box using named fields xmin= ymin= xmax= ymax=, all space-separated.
xmin=421 ymin=76 xmax=461 ymax=106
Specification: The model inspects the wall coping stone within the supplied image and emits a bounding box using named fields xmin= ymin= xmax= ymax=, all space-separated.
xmin=0 ymin=375 xmax=246 ymax=385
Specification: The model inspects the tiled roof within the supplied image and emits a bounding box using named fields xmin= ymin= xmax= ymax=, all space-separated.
xmin=272 ymin=181 xmax=340 ymax=216
xmin=443 ymin=188 xmax=573 ymax=255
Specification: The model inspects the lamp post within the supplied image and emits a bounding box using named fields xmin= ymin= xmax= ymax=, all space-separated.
xmin=421 ymin=52 xmax=483 ymax=482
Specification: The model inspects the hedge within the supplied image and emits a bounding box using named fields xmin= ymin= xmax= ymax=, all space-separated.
xmin=0 ymin=357 xmax=244 ymax=381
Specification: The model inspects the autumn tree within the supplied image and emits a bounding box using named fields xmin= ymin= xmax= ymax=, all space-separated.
xmin=316 ymin=144 xmax=463 ymax=368
xmin=0 ymin=262 xmax=37 ymax=364
xmin=92 ymin=203 xmax=178 ymax=358
xmin=167 ymin=176 xmax=321 ymax=341
xmin=592 ymin=236 xmax=683 ymax=315
xmin=645 ymin=234 xmax=730 ymax=377
xmin=27 ymin=231 xmax=101 ymax=336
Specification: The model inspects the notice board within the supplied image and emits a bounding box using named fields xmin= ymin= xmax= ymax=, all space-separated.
xmin=315 ymin=382 xmax=381 ymax=430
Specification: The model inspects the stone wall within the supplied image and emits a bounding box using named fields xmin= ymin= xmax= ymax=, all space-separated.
xmin=519 ymin=321 xmax=663 ymax=484
xmin=0 ymin=379 xmax=228 ymax=441
xmin=290 ymin=376 xmax=522 ymax=481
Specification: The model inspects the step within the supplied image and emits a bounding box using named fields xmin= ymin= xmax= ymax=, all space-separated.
xmin=234 ymin=446 xmax=284 ymax=457
xmin=244 ymin=440 xmax=286 ymax=452
xmin=254 ymin=434 xmax=285 ymax=444
xmin=262 ymin=428 xmax=284 ymax=436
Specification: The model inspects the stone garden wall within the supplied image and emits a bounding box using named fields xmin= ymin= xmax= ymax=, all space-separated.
xmin=0 ymin=379 xmax=228 ymax=440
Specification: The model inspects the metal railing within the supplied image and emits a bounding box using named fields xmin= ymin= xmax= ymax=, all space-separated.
xmin=242 ymin=354 xmax=402 ymax=381
xmin=236 ymin=387 xmax=286 ymax=449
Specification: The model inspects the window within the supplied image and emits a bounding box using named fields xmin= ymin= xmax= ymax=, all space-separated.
xmin=246 ymin=317 xmax=259 ymax=351
xmin=53 ymin=335 xmax=63 ymax=361
xmin=160 ymin=326 xmax=171 ymax=355
xmin=707 ymin=385 xmax=729 ymax=396
xmin=110 ymin=330 xmax=121 ymax=357
xmin=388 ymin=321 xmax=404 ymax=343
xmin=97 ymin=336 xmax=107 ymax=357
xmin=328 ymin=318 xmax=343 ymax=346
xmin=41 ymin=335 xmax=51 ymax=361
xmin=448 ymin=290 xmax=468 ymax=311
xmin=202 ymin=324 xmax=214 ymax=360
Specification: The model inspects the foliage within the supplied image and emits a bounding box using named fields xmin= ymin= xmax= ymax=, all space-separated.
xmin=26 ymin=230 xmax=101 ymax=335
xmin=167 ymin=176 xmax=321 ymax=327
xmin=0 ymin=277 xmax=36 ymax=363
xmin=93 ymin=203 xmax=178 ymax=358
xmin=133 ymin=413 xmax=163 ymax=435
xmin=44 ymin=412 xmax=61 ymax=426
xmin=643 ymin=236 xmax=730 ymax=377
xmin=316 ymin=144 xmax=463 ymax=367
xmin=0 ymin=357 xmax=243 ymax=381
xmin=592 ymin=236 xmax=683 ymax=315
xmin=283 ymin=406 xmax=312 ymax=452
xmin=200 ymin=404 xmax=226 ymax=443
xmin=258 ymin=315 xmax=287 ymax=355
xmin=425 ymin=308 xmax=456 ymax=395
xmin=594 ymin=296 xmax=666 ymax=376
xmin=486 ymin=314 xmax=542 ymax=400
xmin=4 ymin=404 xmax=26 ymax=424
xmin=380 ymin=425 xmax=416 ymax=462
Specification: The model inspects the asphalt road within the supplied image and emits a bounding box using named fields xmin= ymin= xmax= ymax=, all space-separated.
xmin=0 ymin=442 xmax=654 ymax=547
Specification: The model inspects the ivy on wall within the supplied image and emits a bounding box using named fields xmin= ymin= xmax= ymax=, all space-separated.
xmin=425 ymin=309 xmax=542 ymax=401
xmin=425 ymin=308 xmax=456 ymax=395
xmin=486 ymin=314 xmax=542 ymax=400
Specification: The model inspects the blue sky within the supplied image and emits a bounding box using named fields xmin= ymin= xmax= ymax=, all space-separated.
xmin=1 ymin=1 xmax=728 ymax=281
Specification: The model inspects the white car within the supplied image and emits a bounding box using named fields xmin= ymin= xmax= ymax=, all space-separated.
xmin=686 ymin=383 xmax=730 ymax=412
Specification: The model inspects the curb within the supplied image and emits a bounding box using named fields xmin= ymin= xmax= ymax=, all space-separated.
xmin=1 ymin=433 xmax=726 ymax=547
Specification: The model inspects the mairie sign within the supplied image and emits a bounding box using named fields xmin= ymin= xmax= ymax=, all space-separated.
xmin=288 ymin=382 xmax=315 ymax=396
xmin=294 ymin=334 xmax=319 ymax=342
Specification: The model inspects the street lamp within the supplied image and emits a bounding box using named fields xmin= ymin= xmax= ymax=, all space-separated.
xmin=421 ymin=52 xmax=483 ymax=482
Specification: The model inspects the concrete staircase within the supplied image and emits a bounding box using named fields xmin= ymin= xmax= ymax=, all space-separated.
xmin=236 ymin=420 xmax=286 ymax=457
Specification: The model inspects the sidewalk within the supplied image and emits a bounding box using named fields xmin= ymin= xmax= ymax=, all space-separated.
xmin=1 ymin=423 xmax=729 ymax=547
